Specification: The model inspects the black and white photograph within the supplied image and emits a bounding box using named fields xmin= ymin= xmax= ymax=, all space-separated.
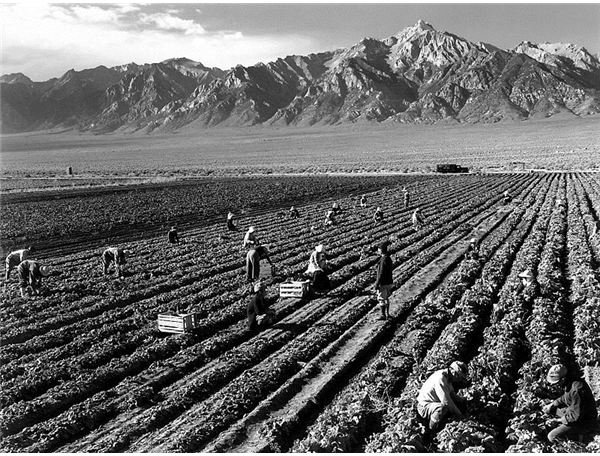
xmin=1 ymin=1 xmax=599 ymax=453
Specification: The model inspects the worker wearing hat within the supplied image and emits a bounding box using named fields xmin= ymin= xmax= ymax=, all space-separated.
xmin=516 ymin=269 xmax=538 ymax=296
xmin=306 ymin=244 xmax=330 ymax=292
xmin=289 ymin=206 xmax=300 ymax=219
xmin=373 ymin=206 xmax=384 ymax=223
xmin=465 ymin=237 xmax=480 ymax=261
xmin=247 ymin=280 xmax=274 ymax=331
xmin=417 ymin=361 xmax=469 ymax=430
xmin=102 ymin=247 xmax=127 ymax=277
xmin=167 ymin=226 xmax=179 ymax=244
xmin=542 ymin=364 xmax=597 ymax=443
xmin=17 ymin=260 xmax=52 ymax=298
xmin=411 ymin=207 xmax=424 ymax=231
xmin=360 ymin=195 xmax=367 ymax=208
xmin=227 ymin=212 xmax=238 ymax=231
xmin=375 ymin=241 xmax=393 ymax=320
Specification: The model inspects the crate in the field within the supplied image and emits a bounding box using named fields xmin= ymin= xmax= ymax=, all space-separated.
xmin=279 ymin=280 xmax=310 ymax=298
xmin=157 ymin=313 xmax=197 ymax=334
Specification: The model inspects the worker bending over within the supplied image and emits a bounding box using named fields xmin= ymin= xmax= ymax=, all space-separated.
xmin=246 ymin=245 xmax=274 ymax=283
xmin=325 ymin=209 xmax=336 ymax=227
xmin=102 ymin=247 xmax=127 ymax=276
xmin=227 ymin=212 xmax=238 ymax=231
xmin=373 ymin=206 xmax=384 ymax=223
xmin=289 ymin=206 xmax=300 ymax=219
xmin=5 ymin=246 xmax=33 ymax=282
xmin=18 ymin=260 xmax=52 ymax=298
xmin=417 ymin=361 xmax=469 ymax=430
xmin=167 ymin=226 xmax=179 ymax=244
xmin=412 ymin=208 xmax=424 ymax=231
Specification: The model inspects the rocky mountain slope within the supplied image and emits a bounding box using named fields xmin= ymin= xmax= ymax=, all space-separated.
xmin=2 ymin=20 xmax=599 ymax=133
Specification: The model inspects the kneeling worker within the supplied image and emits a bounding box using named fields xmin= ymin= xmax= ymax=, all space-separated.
xmin=417 ymin=361 xmax=469 ymax=430
xmin=306 ymin=244 xmax=330 ymax=292
xmin=247 ymin=281 xmax=274 ymax=331
xmin=542 ymin=364 xmax=598 ymax=443
xmin=18 ymin=260 xmax=52 ymax=298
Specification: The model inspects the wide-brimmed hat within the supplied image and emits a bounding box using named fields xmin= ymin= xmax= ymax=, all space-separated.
xmin=253 ymin=281 xmax=264 ymax=292
xmin=469 ymin=238 xmax=477 ymax=244
xmin=248 ymin=226 xmax=256 ymax=233
xmin=518 ymin=270 xmax=533 ymax=279
xmin=39 ymin=265 xmax=52 ymax=277
xmin=547 ymin=364 xmax=567 ymax=385
xmin=449 ymin=361 xmax=468 ymax=381
xmin=315 ymin=244 xmax=325 ymax=253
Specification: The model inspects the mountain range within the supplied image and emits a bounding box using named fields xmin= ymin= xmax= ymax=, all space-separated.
xmin=2 ymin=20 xmax=599 ymax=133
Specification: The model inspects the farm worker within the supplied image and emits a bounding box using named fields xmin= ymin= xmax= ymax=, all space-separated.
xmin=403 ymin=188 xmax=410 ymax=208
xmin=417 ymin=361 xmax=469 ymax=431
xmin=17 ymin=260 xmax=52 ymax=298
xmin=516 ymin=269 xmax=537 ymax=296
xmin=246 ymin=245 xmax=274 ymax=283
xmin=227 ymin=212 xmax=238 ymax=231
xmin=167 ymin=226 xmax=179 ymax=244
xmin=247 ymin=281 xmax=274 ymax=331
xmin=374 ymin=241 xmax=393 ymax=320
xmin=360 ymin=195 xmax=367 ymax=208
xmin=289 ymin=206 xmax=300 ymax=219
xmin=465 ymin=238 xmax=480 ymax=261
xmin=411 ymin=208 xmax=424 ymax=231
xmin=325 ymin=209 xmax=336 ymax=226
xmin=306 ymin=244 xmax=330 ymax=292
xmin=243 ymin=226 xmax=259 ymax=249
xmin=102 ymin=247 xmax=127 ymax=276
xmin=4 ymin=246 xmax=33 ymax=281
xmin=373 ymin=206 xmax=384 ymax=223
xmin=332 ymin=202 xmax=341 ymax=214
xmin=542 ymin=364 xmax=598 ymax=443
xmin=503 ymin=190 xmax=511 ymax=205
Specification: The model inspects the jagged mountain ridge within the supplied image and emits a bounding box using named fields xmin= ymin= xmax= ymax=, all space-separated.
xmin=2 ymin=20 xmax=599 ymax=133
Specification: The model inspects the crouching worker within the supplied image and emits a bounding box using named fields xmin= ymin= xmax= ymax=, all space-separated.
xmin=306 ymin=244 xmax=330 ymax=292
xmin=543 ymin=364 xmax=598 ymax=443
xmin=246 ymin=245 xmax=274 ymax=283
xmin=167 ymin=226 xmax=179 ymax=244
xmin=247 ymin=281 xmax=274 ymax=331
xmin=102 ymin=247 xmax=127 ymax=277
xmin=417 ymin=361 xmax=469 ymax=431
xmin=18 ymin=260 xmax=52 ymax=298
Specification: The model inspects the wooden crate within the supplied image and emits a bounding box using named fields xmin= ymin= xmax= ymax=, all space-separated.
xmin=158 ymin=313 xmax=197 ymax=334
xmin=279 ymin=280 xmax=310 ymax=298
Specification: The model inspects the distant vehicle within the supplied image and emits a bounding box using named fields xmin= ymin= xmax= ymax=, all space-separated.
xmin=437 ymin=164 xmax=469 ymax=173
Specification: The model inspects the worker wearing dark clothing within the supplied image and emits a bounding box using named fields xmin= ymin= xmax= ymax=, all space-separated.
xmin=246 ymin=246 xmax=273 ymax=282
xmin=18 ymin=260 xmax=51 ymax=298
xmin=503 ymin=190 xmax=512 ymax=205
xmin=227 ymin=212 xmax=238 ymax=231
xmin=167 ymin=226 xmax=179 ymax=244
xmin=465 ymin=238 xmax=480 ymax=261
xmin=332 ymin=202 xmax=341 ymax=214
xmin=543 ymin=364 xmax=598 ymax=443
xmin=102 ymin=247 xmax=126 ymax=276
xmin=403 ymin=190 xmax=410 ymax=208
xmin=289 ymin=206 xmax=300 ymax=219
xmin=375 ymin=241 xmax=394 ymax=320
xmin=373 ymin=207 xmax=384 ymax=223
xmin=247 ymin=281 xmax=273 ymax=331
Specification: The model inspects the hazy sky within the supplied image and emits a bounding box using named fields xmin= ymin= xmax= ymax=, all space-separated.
xmin=1 ymin=2 xmax=599 ymax=81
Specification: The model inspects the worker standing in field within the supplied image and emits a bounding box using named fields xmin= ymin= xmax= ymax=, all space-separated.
xmin=17 ymin=260 xmax=52 ymax=298
xmin=403 ymin=187 xmax=410 ymax=208
xmin=102 ymin=247 xmax=127 ymax=276
xmin=4 ymin=246 xmax=33 ymax=282
xmin=373 ymin=206 xmax=384 ymax=224
xmin=411 ymin=208 xmax=424 ymax=231
xmin=542 ymin=364 xmax=598 ymax=443
xmin=289 ymin=206 xmax=300 ymax=219
xmin=243 ymin=226 xmax=259 ymax=249
xmin=167 ymin=226 xmax=179 ymax=244
xmin=374 ymin=241 xmax=393 ymax=320
xmin=246 ymin=245 xmax=274 ymax=283
xmin=306 ymin=244 xmax=330 ymax=292
xmin=417 ymin=361 xmax=469 ymax=431
xmin=227 ymin=212 xmax=238 ymax=231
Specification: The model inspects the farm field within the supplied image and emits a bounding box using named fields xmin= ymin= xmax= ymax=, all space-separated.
xmin=1 ymin=117 xmax=599 ymax=180
xmin=1 ymin=172 xmax=600 ymax=453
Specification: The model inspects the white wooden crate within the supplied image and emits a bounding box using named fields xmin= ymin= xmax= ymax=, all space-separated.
xmin=279 ymin=280 xmax=310 ymax=298
xmin=158 ymin=313 xmax=197 ymax=334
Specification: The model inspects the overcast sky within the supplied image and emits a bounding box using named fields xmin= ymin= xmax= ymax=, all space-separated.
xmin=2 ymin=2 xmax=599 ymax=81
